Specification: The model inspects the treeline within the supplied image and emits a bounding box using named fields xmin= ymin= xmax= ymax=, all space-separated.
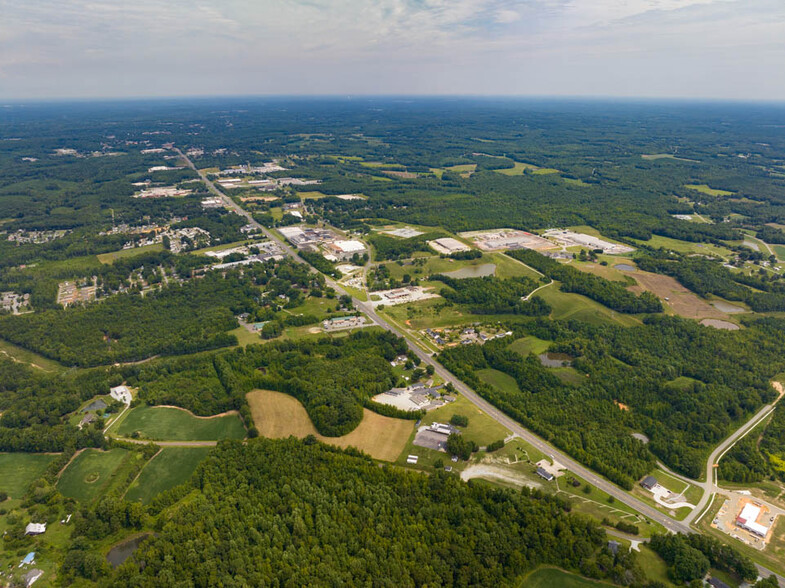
xmin=649 ymin=533 xmax=757 ymax=584
xmin=637 ymin=254 xmax=785 ymax=312
xmin=0 ymin=357 xmax=111 ymax=452
xmin=0 ymin=271 xmax=251 ymax=367
xmin=440 ymin=316 xmax=784 ymax=484
xmin=111 ymin=438 xmax=643 ymax=586
xmin=365 ymin=231 xmax=448 ymax=260
xmin=433 ymin=274 xmax=550 ymax=316
xmin=127 ymin=330 xmax=407 ymax=436
xmin=720 ymin=400 xmax=785 ymax=483
xmin=507 ymin=249 xmax=663 ymax=313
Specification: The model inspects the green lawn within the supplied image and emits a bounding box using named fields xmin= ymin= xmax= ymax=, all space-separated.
xmin=115 ymin=406 xmax=246 ymax=441
xmin=636 ymin=546 xmax=675 ymax=586
xmin=420 ymin=395 xmax=510 ymax=447
xmin=0 ymin=453 xmax=58 ymax=499
xmin=508 ymin=335 xmax=551 ymax=357
xmin=634 ymin=234 xmax=734 ymax=259
xmin=228 ymin=325 xmax=262 ymax=346
xmin=97 ymin=242 xmax=165 ymax=264
xmin=538 ymin=285 xmax=641 ymax=327
xmin=125 ymin=447 xmax=212 ymax=504
xmin=521 ymin=567 xmax=613 ymax=587
xmin=58 ymin=449 xmax=130 ymax=503
xmin=478 ymin=368 xmax=520 ymax=396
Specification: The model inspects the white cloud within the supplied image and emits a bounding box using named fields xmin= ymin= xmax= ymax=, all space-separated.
xmin=0 ymin=0 xmax=783 ymax=99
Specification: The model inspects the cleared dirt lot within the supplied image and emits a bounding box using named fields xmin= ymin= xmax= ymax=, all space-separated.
xmin=246 ymin=389 xmax=414 ymax=462
xmin=628 ymin=271 xmax=726 ymax=320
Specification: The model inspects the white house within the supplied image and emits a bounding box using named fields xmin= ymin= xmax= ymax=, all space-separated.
xmin=110 ymin=385 xmax=132 ymax=405
xmin=24 ymin=523 xmax=46 ymax=536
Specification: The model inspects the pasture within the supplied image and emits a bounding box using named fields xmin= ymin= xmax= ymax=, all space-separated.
xmin=57 ymin=449 xmax=129 ymax=503
xmin=0 ymin=453 xmax=57 ymax=499
xmin=115 ymin=406 xmax=246 ymax=441
xmin=245 ymin=389 xmax=414 ymax=461
xmin=97 ymin=242 xmax=165 ymax=264
xmin=508 ymin=335 xmax=551 ymax=357
xmin=125 ymin=447 xmax=212 ymax=504
xmin=685 ymin=183 xmax=734 ymax=197
xmin=537 ymin=286 xmax=641 ymax=327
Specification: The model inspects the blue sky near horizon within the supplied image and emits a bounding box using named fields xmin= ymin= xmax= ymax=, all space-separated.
xmin=0 ymin=0 xmax=783 ymax=101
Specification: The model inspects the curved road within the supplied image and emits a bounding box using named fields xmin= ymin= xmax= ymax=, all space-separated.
xmin=180 ymin=148 xmax=785 ymax=580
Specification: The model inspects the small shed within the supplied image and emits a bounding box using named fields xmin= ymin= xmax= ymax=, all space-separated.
xmin=24 ymin=523 xmax=46 ymax=536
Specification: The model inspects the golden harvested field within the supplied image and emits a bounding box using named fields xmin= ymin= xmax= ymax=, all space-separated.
xmin=246 ymin=390 xmax=414 ymax=462
xmin=628 ymin=271 xmax=725 ymax=320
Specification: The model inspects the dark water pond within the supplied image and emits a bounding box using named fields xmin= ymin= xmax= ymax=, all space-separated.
xmin=538 ymin=352 xmax=572 ymax=368
xmin=106 ymin=533 xmax=151 ymax=568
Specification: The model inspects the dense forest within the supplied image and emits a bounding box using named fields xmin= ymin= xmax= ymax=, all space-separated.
xmin=433 ymin=274 xmax=550 ymax=315
xmin=439 ymin=316 xmax=783 ymax=486
xmin=128 ymin=330 xmax=406 ymax=436
xmin=112 ymin=438 xmax=643 ymax=586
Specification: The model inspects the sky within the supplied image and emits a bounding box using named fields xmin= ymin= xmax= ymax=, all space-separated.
xmin=0 ymin=0 xmax=784 ymax=101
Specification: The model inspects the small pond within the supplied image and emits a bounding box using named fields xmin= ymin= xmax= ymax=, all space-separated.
xmin=700 ymin=319 xmax=740 ymax=331
xmin=615 ymin=264 xmax=637 ymax=272
xmin=106 ymin=533 xmax=152 ymax=568
xmin=710 ymin=300 xmax=746 ymax=314
xmin=442 ymin=263 xmax=496 ymax=279
xmin=538 ymin=352 xmax=572 ymax=368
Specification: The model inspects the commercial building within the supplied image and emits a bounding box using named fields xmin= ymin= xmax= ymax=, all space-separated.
xmin=325 ymin=239 xmax=366 ymax=260
xmin=640 ymin=476 xmax=658 ymax=490
xmin=536 ymin=467 xmax=555 ymax=482
xmin=736 ymin=503 xmax=770 ymax=537
xmin=428 ymin=237 xmax=471 ymax=255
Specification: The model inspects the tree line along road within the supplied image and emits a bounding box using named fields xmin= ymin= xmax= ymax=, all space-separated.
xmin=177 ymin=148 xmax=785 ymax=584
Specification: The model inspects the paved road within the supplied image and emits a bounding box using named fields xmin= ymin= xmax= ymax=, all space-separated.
xmin=179 ymin=148 xmax=785 ymax=581
xmin=177 ymin=148 xmax=690 ymax=534
xmin=687 ymin=384 xmax=784 ymax=526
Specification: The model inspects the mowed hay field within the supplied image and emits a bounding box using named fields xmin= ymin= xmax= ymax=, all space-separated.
xmin=0 ymin=453 xmax=58 ymax=499
xmin=115 ymin=406 xmax=246 ymax=441
xmin=58 ymin=449 xmax=129 ymax=503
xmin=628 ymin=270 xmax=726 ymax=320
xmin=246 ymin=390 xmax=414 ymax=462
xmin=125 ymin=447 xmax=212 ymax=504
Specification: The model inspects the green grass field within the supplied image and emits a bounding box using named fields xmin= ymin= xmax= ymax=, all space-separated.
xmin=125 ymin=447 xmax=212 ymax=504
xmin=685 ymin=184 xmax=734 ymax=197
xmin=115 ymin=406 xmax=246 ymax=441
xmin=521 ymin=567 xmax=613 ymax=587
xmin=508 ymin=335 xmax=551 ymax=357
xmin=96 ymin=242 xmax=165 ymax=264
xmin=228 ymin=325 xmax=262 ymax=346
xmin=0 ymin=453 xmax=58 ymax=499
xmin=420 ymin=395 xmax=510 ymax=447
xmin=58 ymin=449 xmax=129 ymax=502
xmin=538 ymin=285 xmax=641 ymax=327
xmin=634 ymin=234 xmax=733 ymax=258
xmin=478 ymin=368 xmax=520 ymax=396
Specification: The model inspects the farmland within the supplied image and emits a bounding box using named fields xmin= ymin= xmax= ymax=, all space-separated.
xmin=0 ymin=453 xmax=57 ymax=499
xmin=114 ymin=406 xmax=246 ymax=441
xmin=125 ymin=447 xmax=212 ymax=504
xmin=246 ymin=389 xmax=414 ymax=461
xmin=57 ymin=449 xmax=130 ymax=503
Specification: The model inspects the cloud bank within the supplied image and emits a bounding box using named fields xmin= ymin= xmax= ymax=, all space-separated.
xmin=0 ymin=0 xmax=783 ymax=100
